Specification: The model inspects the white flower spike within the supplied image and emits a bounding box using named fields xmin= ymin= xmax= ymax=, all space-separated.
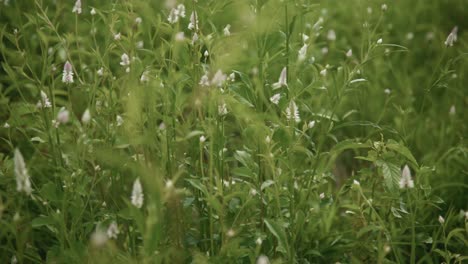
xmin=444 ymin=26 xmax=458 ymax=47
xmin=399 ymin=165 xmax=414 ymax=189
xmin=286 ymin=100 xmax=300 ymax=123
xmin=72 ymin=0 xmax=82 ymax=14
xmin=272 ymin=67 xmax=287 ymax=89
xmin=270 ymin=93 xmax=281 ymax=105
xmin=131 ymin=178 xmax=144 ymax=208
xmin=14 ymin=149 xmax=32 ymax=195
xmin=62 ymin=61 xmax=74 ymax=84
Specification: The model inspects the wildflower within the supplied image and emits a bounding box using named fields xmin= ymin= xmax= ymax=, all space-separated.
xmin=353 ymin=179 xmax=360 ymax=186
xmin=327 ymin=30 xmax=336 ymax=41
xmin=188 ymin=11 xmax=198 ymax=30
xmin=256 ymin=255 xmax=270 ymax=264
xmin=90 ymin=8 xmax=97 ymax=16
xmin=226 ymin=229 xmax=235 ymax=237
xmin=449 ymin=105 xmax=456 ymax=115
xmin=131 ymin=178 xmax=144 ymax=208
xmin=114 ymin=32 xmax=122 ymax=41
xmin=255 ymin=237 xmax=262 ymax=245
xmin=62 ymin=61 xmax=74 ymax=84
xmin=116 ymin=115 xmax=124 ymax=126
xmin=165 ymin=179 xmax=174 ymax=189
xmin=319 ymin=192 xmax=325 ymax=199
xmin=135 ymin=17 xmax=142 ymax=25
xmin=4 ymin=122 xmax=10 ymax=128
xmin=399 ymin=165 xmax=414 ymax=189
xmin=377 ymin=38 xmax=383 ymax=44
xmin=176 ymin=4 xmax=186 ymax=17
xmin=199 ymin=73 xmax=210 ymax=87
xmin=72 ymin=0 xmax=82 ymax=14
xmin=212 ymin=70 xmax=227 ymax=87
xmin=36 ymin=91 xmax=52 ymax=109
xmin=381 ymin=4 xmax=388 ymax=12
xmin=302 ymin=33 xmax=309 ymax=42
xmin=270 ymin=93 xmax=281 ymax=105
xmin=91 ymin=229 xmax=108 ymax=247
xmin=444 ymin=26 xmax=458 ymax=47
xmin=265 ymin=136 xmax=271 ymax=144
xmin=218 ymin=103 xmax=228 ymax=116
xmin=321 ymin=47 xmax=329 ymax=54
xmin=438 ymin=215 xmax=445 ymax=225
xmin=228 ymin=72 xmax=235 ymax=82
xmin=308 ymin=120 xmax=316 ymax=129
xmin=167 ymin=8 xmax=179 ymax=24
xmin=199 ymin=135 xmax=206 ymax=143
xmin=272 ymin=67 xmax=287 ymax=89
xmin=250 ymin=188 xmax=257 ymax=196
xmin=346 ymin=49 xmax=353 ymax=57
xmin=298 ymin=43 xmax=308 ymax=61
xmin=11 ymin=256 xmax=17 ymax=264
xmin=97 ymin=67 xmax=104 ymax=76
xmin=57 ymin=107 xmax=70 ymax=124
xmin=191 ymin=33 xmax=199 ymax=44
xmin=120 ymin=53 xmax=130 ymax=67
xmin=81 ymin=109 xmax=91 ymax=124
xmin=140 ymin=71 xmax=150 ymax=83
xmin=136 ymin=41 xmax=144 ymax=49
xmin=106 ymin=222 xmax=119 ymax=239
xmin=223 ymin=24 xmax=231 ymax=36
xmin=384 ymin=88 xmax=391 ymax=95
xmin=175 ymin=32 xmax=185 ymax=41
xmin=14 ymin=149 xmax=32 ymax=195
xmin=406 ymin=32 xmax=414 ymax=40
xmin=203 ymin=50 xmax=209 ymax=57
xmin=320 ymin=68 xmax=327 ymax=77
xmin=286 ymin=100 xmax=300 ymax=123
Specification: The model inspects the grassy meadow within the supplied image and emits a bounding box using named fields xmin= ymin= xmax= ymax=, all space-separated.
xmin=0 ymin=0 xmax=467 ymax=263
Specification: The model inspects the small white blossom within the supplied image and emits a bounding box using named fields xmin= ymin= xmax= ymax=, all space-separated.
xmin=255 ymin=237 xmax=262 ymax=245
xmin=120 ymin=53 xmax=130 ymax=67
xmin=36 ymin=91 xmax=52 ymax=109
xmin=14 ymin=149 xmax=32 ymax=195
xmin=449 ymin=105 xmax=456 ymax=115
xmin=384 ymin=88 xmax=391 ymax=95
xmin=114 ymin=32 xmax=122 ymax=41
xmin=270 ymin=93 xmax=281 ymax=105
xmin=4 ymin=122 xmax=10 ymax=128
xmin=199 ymin=73 xmax=210 ymax=87
xmin=135 ymin=17 xmax=142 ymax=25
xmin=72 ymin=0 xmax=82 ymax=14
xmin=188 ymin=11 xmax=198 ymax=30
xmin=177 ymin=4 xmax=186 ymax=17
xmin=107 ymin=222 xmax=119 ymax=239
xmin=438 ymin=215 xmax=445 ymax=225
xmin=203 ymin=50 xmax=209 ymax=57
xmin=218 ymin=103 xmax=228 ymax=116
xmin=97 ymin=67 xmax=104 ymax=76
xmin=131 ymin=178 xmax=144 ymax=208
xmin=308 ymin=120 xmax=316 ymax=129
xmin=327 ymin=30 xmax=336 ymax=41
xmin=298 ymin=43 xmax=308 ymax=61
xmin=302 ymin=33 xmax=309 ymax=42
xmin=175 ymin=32 xmax=185 ymax=41
xmin=226 ymin=229 xmax=235 ymax=237
xmin=168 ymin=8 xmax=179 ymax=24
xmin=444 ymin=26 xmax=458 ymax=47
xmin=353 ymin=179 xmax=360 ymax=186
xmin=250 ymin=188 xmax=257 ymax=196
xmin=285 ymin=100 xmax=300 ymax=123
xmin=90 ymin=229 xmax=108 ymax=247
xmin=377 ymin=38 xmax=383 ymax=44
xmin=140 ymin=71 xmax=150 ymax=83
xmin=191 ymin=33 xmax=199 ymax=44
xmin=62 ymin=61 xmax=74 ymax=84
xmin=319 ymin=192 xmax=325 ymax=199
xmin=265 ymin=136 xmax=271 ymax=144
xmin=256 ymin=255 xmax=270 ymax=264
xmin=90 ymin=8 xmax=96 ymax=16
xmin=166 ymin=179 xmax=174 ymax=189
xmin=136 ymin=41 xmax=144 ymax=49
xmin=346 ymin=49 xmax=353 ymax=57
xmin=223 ymin=24 xmax=231 ymax=36
xmin=381 ymin=4 xmax=388 ymax=12
xmin=321 ymin=47 xmax=329 ymax=55
xmin=199 ymin=135 xmax=206 ymax=143
xmin=272 ymin=67 xmax=287 ymax=89
xmin=212 ymin=70 xmax=227 ymax=87
xmin=399 ymin=165 xmax=414 ymax=189
xmin=81 ymin=109 xmax=91 ymax=124
xmin=116 ymin=115 xmax=124 ymax=126
xmin=57 ymin=107 xmax=70 ymax=124
xmin=406 ymin=32 xmax=414 ymax=40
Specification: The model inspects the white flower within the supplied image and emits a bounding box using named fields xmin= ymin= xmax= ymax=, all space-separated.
xmin=203 ymin=50 xmax=209 ymax=57
xmin=377 ymin=38 xmax=383 ymax=44
xmin=4 ymin=122 xmax=10 ymax=128
xmin=212 ymin=70 xmax=227 ymax=87
xmin=140 ymin=71 xmax=150 ymax=83
xmin=272 ymin=67 xmax=287 ymax=89
xmin=57 ymin=107 xmax=70 ymax=124
xmin=223 ymin=24 xmax=231 ymax=36
xmin=97 ymin=67 xmax=104 ymax=76
xmin=346 ymin=49 xmax=353 ymax=57
xmin=270 ymin=93 xmax=281 ymax=105
xmin=327 ymin=30 xmax=336 ymax=41
xmin=399 ymin=165 xmax=414 ymax=189
xmin=107 ymin=222 xmax=119 ymax=239
xmin=116 ymin=115 xmax=124 ymax=126
xmin=36 ymin=91 xmax=52 ymax=109
xmin=188 ymin=11 xmax=198 ymax=30
xmin=175 ymin=32 xmax=185 ymax=42
xmin=226 ymin=229 xmax=235 ymax=237
xmin=90 ymin=229 xmax=108 ymax=247
xmin=114 ymin=32 xmax=122 ymax=41
xmin=218 ymin=103 xmax=228 ymax=116
xmin=255 ymin=237 xmax=262 ymax=245
xmin=136 ymin=41 xmax=144 ymax=49
xmin=438 ymin=215 xmax=445 ymax=225
xmin=120 ymin=53 xmax=130 ymax=67
xmin=14 ymin=149 xmax=32 ymax=195
xmin=384 ymin=88 xmax=391 ymax=95
xmin=319 ymin=192 xmax=325 ymax=199
xmin=228 ymin=72 xmax=235 ymax=82
xmin=265 ymin=136 xmax=271 ymax=144
xmin=72 ymin=0 xmax=82 ymax=14
xmin=191 ymin=33 xmax=199 ymax=44
xmin=449 ymin=105 xmax=456 ymax=115
xmin=353 ymin=179 xmax=360 ymax=186
xmin=199 ymin=73 xmax=210 ymax=87
xmin=168 ymin=8 xmax=178 ymax=24
xmin=302 ymin=33 xmax=309 ymax=42
xmin=62 ymin=61 xmax=74 ymax=84
xmin=177 ymin=4 xmax=186 ymax=18
xmin=444 ymin=26 xmax=458 ymax=47
xmin=131 ymin=178 xmax=144 ymax=208
xmin=90 ymin=8 xmax=97 ymax=16
xmin=321 ymin=47 xmax=329 ymax=54
xmin=199 ymin=135 xmax=206 ymax=143
xmin=406 ymin=32 xmax=414 ymax=40
xmin=256 ymin=255 xmax=270 ymax=264
xmin=285 ymin=100 xmax=300 ymax=123
xmin=381 ymin=4 xmax=388 ymax=11
xmin=81 ymin=109 xmax=91 ymax=124
xmin=165 ymin=179 xmax=174 ymax=189
xmin=308 ymin=120 xmax=316 ymax=129
xmin=135 ymin=17 xmax=142 ymax=25
xmin=320 ymin=68 xmax=327 ymax=77
xmin=250 ymin=188 xmax=257 ymax=196
xmin=298 ymin=43 xmax=308 ymax=61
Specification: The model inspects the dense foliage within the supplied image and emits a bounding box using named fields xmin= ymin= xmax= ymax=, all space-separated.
xmin=0 ymin=0 xmax=467 ymax=263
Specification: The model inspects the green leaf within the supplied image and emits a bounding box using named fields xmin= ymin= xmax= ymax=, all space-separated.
xmin=31 ymin=216 xmax=55 ymax=228
xmin=264 ymin=219 xmax=288 ymax=255
xmin=386 ymin=140 xmax=418 ymax=167
xmin=380 ymin=162 xmax=400 ymax=193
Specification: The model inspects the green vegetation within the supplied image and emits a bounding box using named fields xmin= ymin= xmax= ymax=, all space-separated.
xmin=0 ymin=0 xmax=467 ymax=263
